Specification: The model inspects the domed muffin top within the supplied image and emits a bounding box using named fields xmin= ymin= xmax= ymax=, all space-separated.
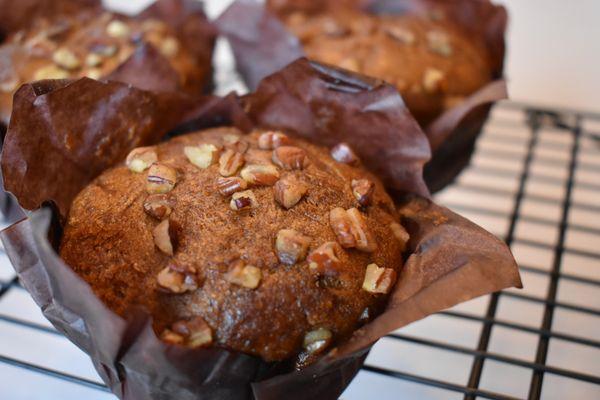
xmin=278 ymin=7 xmax=493 ymax=126
xmin=60 ymin=127 xmax=409 ymax=364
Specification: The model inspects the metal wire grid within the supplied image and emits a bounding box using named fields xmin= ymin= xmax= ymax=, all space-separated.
xmin=0 ymin=101 xmax=598 ymax=399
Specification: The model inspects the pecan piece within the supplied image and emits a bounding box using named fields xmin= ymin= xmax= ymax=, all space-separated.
xmin=219 ymin=149 xmax=245 ymax=177
xmin=172 ymin=316 xmax=212 ymax=348
xmin=390 ymin=222 xmax=410 ymax=252
xmin=216 ymin=177 xmax=247 ymax=196
xmin=147 ymin=163 xmax=177 ymax=194
xmin=303 ymin=328 xmax=332 ymax=355
xmin=308 ymin=242 xmax=343 ymax=277
xmin=329 ymin=207 xmax=377 ymax=252
xmin=106 ymin=20 xmax=130 ymax=39
xmin=330 ymin=143 xmax=359 ymax=165
xmin=362 ymin=264 xmax=396 ymax=294
xmin=274 ymin=176 xmax=308 ymax=209
xmin=144 ymin=194 xmax=175 ymax=220
xmin=240 ymin=164 xmax=280 ymax=186
xmin=157 ymin=263 xmax=198 ymax=294
xmin=52 ymin=48 xmax=80 ymax=70
xmin=230 ymin=190 xmax=258 ymax=211
xmin=423 ymin=68 xmax=446 ymax=93
xmin=126 ymin=146 xmax=157 ymax=173
xmin=427 ymin=30 xmax=453 ymax=56
xmin=257 ymin=131 xmax=291 ymax=150
xmin=272 ymin=146 xmax=309 ymax=170
xmin=223 ymin=134 xmax=249 ymax=153
xmin=160 ymin=37 xmax=179 ymax=57
xmin=275 ymin=229 xmax=311 ymax=265
xmin=184 ymin=144 xmax=219 ymax=169
xmin=351 ymin=179 xmax=375 ymax=207
xmin=33 ymin=65 xmax=69 ymax=80
xmin=153 ymin=219 xmax=175 ymax=255
xmin=225 ymin=260 xmax=261 ymax=289
xmin=385 ymin=26 xmax=416 ymax=44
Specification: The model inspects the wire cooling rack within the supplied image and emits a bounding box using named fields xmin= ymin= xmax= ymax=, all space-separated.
xmin=0 ymin=101 xmax=598 ymax=399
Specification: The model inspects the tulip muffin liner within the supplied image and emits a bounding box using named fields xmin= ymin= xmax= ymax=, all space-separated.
xmin=217 ymin=0 xmax=508 ymax=192
xmin=0 ymin=0 xmax=217 ymax=213
xmin=0 ymin=59 xmax=520 ymax=400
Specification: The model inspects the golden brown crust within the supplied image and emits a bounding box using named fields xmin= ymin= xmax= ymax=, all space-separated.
xmin=278 ymin=8 xmax=493 ymax=126
xmin=60 ymin=127 xmax=404 ymax=362
xmin=0 ymin=10 xmax=211 ymax=125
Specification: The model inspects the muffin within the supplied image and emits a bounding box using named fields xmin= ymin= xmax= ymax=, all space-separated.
xmin=59 ymin=127 xmax=409 ymax=365
xmin=0 ymin=8 xmax=213 ymax=126
xmin=271 ymin=4 xmax=494 ymax=126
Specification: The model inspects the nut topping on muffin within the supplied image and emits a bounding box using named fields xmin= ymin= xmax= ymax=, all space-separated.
xmin=274 ymin=176 xmax=308 ymax=209
xmin=423 ymin=67 xmax=446 ymax=93
xmin=126 ymin=146 xmax=158 ymax=173
xmin=106 ymin=20 xmax=131 ymax=39
xmin=390 ymin=222 xmax=410 ymax=252
xmin=362 ymin=264 xmax=396 ymax=294
xmin=385 ymin=26 xmax=416 ymax=45
xmin=240 ymin=164 xmax=280 ymax=186
xmin=157 ymin=263 xmax=198 ymax=294
xmin=218 ymin=149 xmax=245 ymax=176
xmin=272 ymin=146 xmax=309 ymax=170
xmin=427 ymin=30 xmax=452 ymax=56
xmin=276 ymin=229 xmax=311 ymax=265
xmin=230 ymin=190 xmax=258 ymax=211
xmin=216 ymin=177 xmax=248 ymax=196
xmin=303 ymin=328 xmax=332 ymax=354
xmin=351 ymin=179 xmax=375 ymax=207
xmin=161 ymin=316 xmax=212 ymax=348
xmin=144 ymin=194 xmax=175 ymax=220
xmin=146 ymin=163 xmax=177 ymax=194
xmin=257 ymin=131 xmax=291 ymax=150
xmin=225 ymin=260 xmax=262 ymax=289
xmin=52 ymin=48 xmax=81 ymax=70
xmin=184 ymin=144 xmax=220 ymax=169
xmin=308 ymin=242 xmax=343 ymax=277
xmin=153 ymin=219 xmax=175 ymax=255
xmin=329 ymin=207 xmax=377 ymax=252
xmin=330 ymin=143 xmax=359 ymax=165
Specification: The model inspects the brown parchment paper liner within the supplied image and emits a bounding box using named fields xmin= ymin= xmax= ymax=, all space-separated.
xmin=1 ymin=59 xmax=520 ymax=399
xmin=217 ymin=0 xmax=508 ymax=192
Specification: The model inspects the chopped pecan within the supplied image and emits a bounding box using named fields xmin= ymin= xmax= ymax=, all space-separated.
xmin=33 ymin=65 xmax=70 ymax=80
xmin=427 ymin=30 xmax=452 ymax=56
xmin=172 ymin=316 xmax=212 ymax=348
xmin=274 ymin=176 xmax=308 ymax=209
xmin=362 ymin=264 xmax=396 ymax=294
xmin=225 ymin=260 xmax=261 ymax=289
xmin=230 ymin=190 xmax=258 ymax=211
xmin=308 ymin=242 xmax=343 ymax=277
xmin=143 ymin=194 xmax=175 ymax=220
xmin=159 ymin=37 xmax=179 ymax=57
xmin=153 ymin=219 xmax=175 ymax=255
xmin=257 ymin=131 xmax=291 ymax=150
xmin=329 ymin=207 xmax=377 ymax=252
xmin=423 ymin=68 xmax=446 ymax=93
xmin=385 ymin=26 xmax=416 ymax=44
xmin=106 ymin=20 xmax=131 ymax=39
xmin=157 ymin=263 xmax=198 ymax=294
xmin=216 ymin=177 xmax=247 ymax=196
xmin=240 ymin=164 xmax=280 ymax=186
xmin=351 ymin=179 xmax=375 ymax=207
xmin=184 ymin=144 xmax=219 ymax=169
xmin=146 ymin=163 xmax=177 ymax=194
xmin=330 ymin=143 xmax=359 ymax=165
xmin=223 ymin=134 xmax=249 ymax=153
xmin=303 ymin=328 xmax=332 ymax=354
xmin=219 ymin=149 xmax=245 ymax=177
xmin=52 ymin=48 xmax=80 ymax=70
xmin=272 ymin=146 xmax=309 ymax=170
xmin=275 ymin=229 xmax=311 ymax=265
xmin=126 ymin=146 xmax=157 ymax=173
xmin=390 ymin=222 xmax=410 ymax=252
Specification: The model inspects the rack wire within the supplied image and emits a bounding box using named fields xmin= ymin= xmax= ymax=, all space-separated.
xmin=0 ymin=101 xmax=598 ymax=399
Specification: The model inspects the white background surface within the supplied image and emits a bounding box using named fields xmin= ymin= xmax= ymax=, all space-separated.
xmin=0 ymin=1 xmax=599 ymax=399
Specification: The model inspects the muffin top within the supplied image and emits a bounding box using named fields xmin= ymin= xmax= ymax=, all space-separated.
xmin=0 ymin=10 xmax=209 ymax=125
xmin=277 ymin=7 xmax=493 ymax=126
xmin=60 ymin=127 xmax=409 ymax=364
